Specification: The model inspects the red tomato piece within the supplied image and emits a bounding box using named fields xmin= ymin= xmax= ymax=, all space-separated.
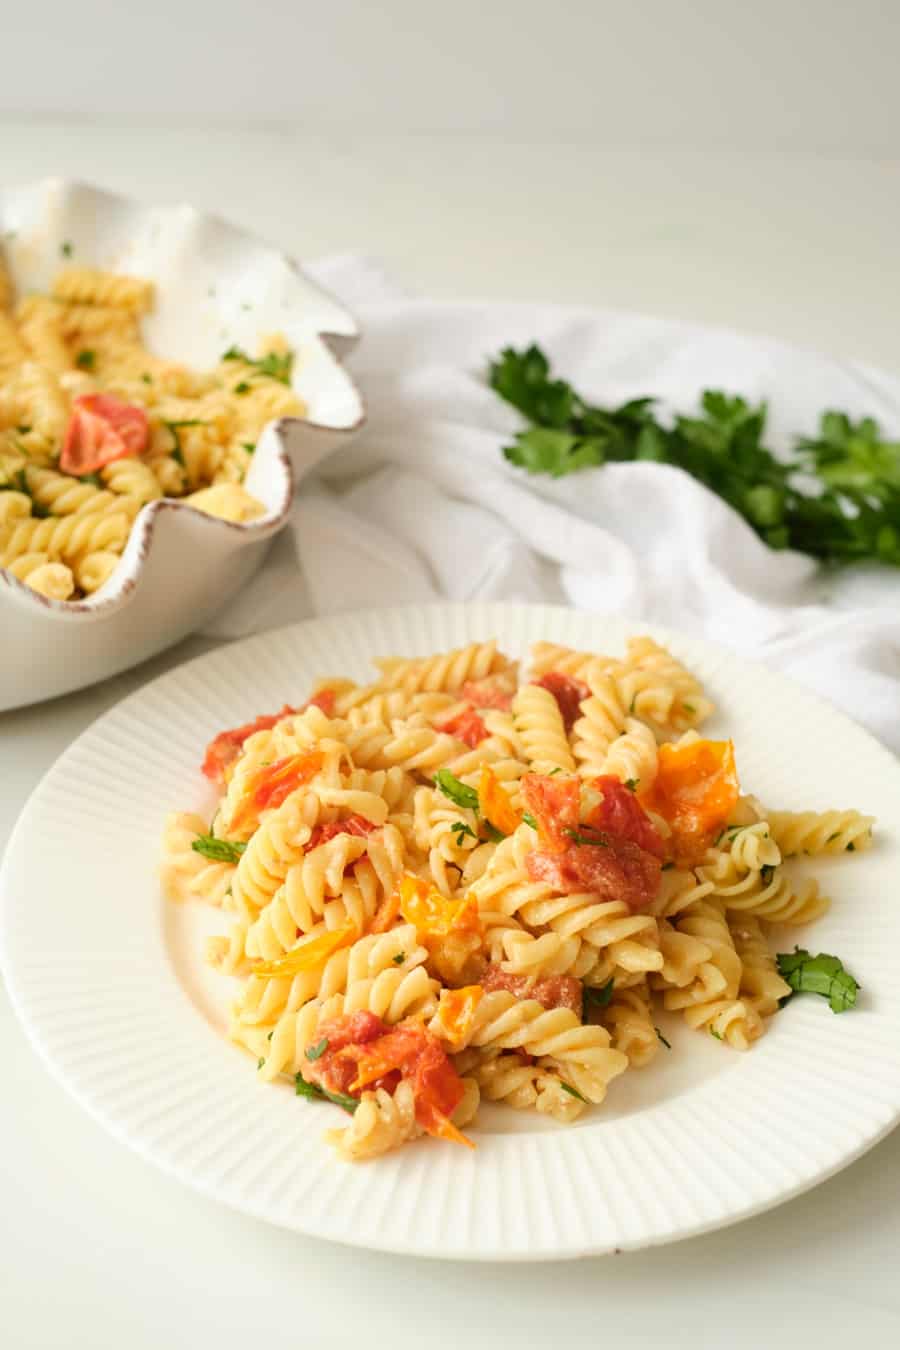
xmin=303 ymin=1011 xmax=389 ymax=1097
xmin=640 ymin=738 xmax=739 ymax=863
xmin=60 ymin=394 xmax=149 ymax=475
xmin=306 ymin=814 xmax=378 ymax=851
xmin=303 ymin=688 xmax=336 ymax=716
xmin=586 ymin=776 xmax=667 ymax=860
xmin=526 ymin=835 xmax=661 ymax=913
xmin=202 ymin=705 xmax=298 ymax=784
xmin=435 ymin=705 xmax=488 ymax=748
xmin=480 ymin=964 xmax=583 ymax=1014
xmin=534 ymin=672 xmax=589 ymax=732
xmin=230 ymin=750 xmax=324 ymax=834
xmin=460 ymin=679 xmax=513 ymax=712
xmin=521 ymin=772 xmax=581 ymax=852
xmin=337 ymin=1020 xmax=470 ymax=1145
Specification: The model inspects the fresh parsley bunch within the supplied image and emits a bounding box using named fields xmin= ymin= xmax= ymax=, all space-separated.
xmin=489 ymin=345 xmax=900 ymax=566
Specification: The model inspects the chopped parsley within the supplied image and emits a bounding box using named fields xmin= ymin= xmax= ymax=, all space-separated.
xmin=391 ymin=952 xmax=407 ymax=966
xmin=624 ymin=778 xmax=638 ymax=792
xmin=234 ymin=381 xmax=251 ymax=395
xmin=759 ymin=864 xmax=775 ymax=885
xmin=522 ymin=811 xmax=538 ymax=830
xmin=434 ymin=769 xmax=479 ymax=812
xmin=709 ymin=1027 xmax=724 ymax=1040
xmin=257 ymin=1058 xmax=265 ymax=1070
xmin=450 ymin=820 xmax=477 ymax=845
xmin=655 ymin=1027 xmax=672 ymax=1049
xmin=141 ymin=372 xmax=152 ymax=384
xmin=305 ymin=1038 xmax=329 ymax=1061
xmin=79 ymin=472 xmax=103 ymax=488
xmin=242 ymin=441 xmax=256 ymax=454
xmin=559 ymin=1081 xmax=588 ymax=1104
xmin=163 ymin=418 xmax=208 ymax=467
xmin=481 ymin=822 xmax=507 ymax=843
xmin=222 ymin=344 xmax=294 ymax=385
xmin=776 ymin=948 xmax=859 ymax=1013
xmin=191 ymin=834 xmax=247 ymax=864
xmin=583 ymin=978 xmax=615 ymax=1012
xmin=564 ymin=827 xmax=610 ymax=848
xmin=661 ymin=860 xmax=675 ymax=870
xmin=60 ymin=240 xmax=73 ymax=258
xmin=75 ymin=349 xmax=96 ymax=370
xmin=294 ymin=1072 xmax=358 ymax=1114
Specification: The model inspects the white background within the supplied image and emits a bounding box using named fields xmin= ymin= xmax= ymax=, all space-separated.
xmin=3 ymin=6 xmax=900 ymax=1344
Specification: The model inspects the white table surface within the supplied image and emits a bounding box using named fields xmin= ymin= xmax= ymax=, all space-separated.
xmin=3 ymin=122 xmax=900 ymax=1347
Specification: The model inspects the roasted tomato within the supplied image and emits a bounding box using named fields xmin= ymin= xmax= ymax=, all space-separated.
xmin=306 ymin=814 xmax=378 ymax=851
xmin=60 ymin=394 xmax=149 ymax=474
xmin=639 ymin=738 xmax=739 ymax=862
xmin=229 ymin=749 xmax=324 ymax=834
xmin=534 ymin=672 xmax=589 ymax=732
xmin=521 ymin=772 xmax=581 ymax=851
xmin=586 ymin=776 xmax=667 ymax=859
xmin=526 ymin=834 xmax=661 ymax=913
xmin=478 ymin=765 xmax=522 ymax=836
xmin=338 ymin=1020 xmax=471 ymax=1146
xmin=480 ymin=964 xmax=582 ymax=1014
xmin=436 ymin=706 xmax=488 ymax=748
xmin=429 ymin=985 xmax=484 ymax=1050
xmin=398 ymin=875 xmax=482 ymax=942
xmin=251 ymin=924 xmax=355 ymax=978
xmin=202 ymin=705 xmax=298 ymax=784
xmin=460 ymin=678 xmax=513 ymax=711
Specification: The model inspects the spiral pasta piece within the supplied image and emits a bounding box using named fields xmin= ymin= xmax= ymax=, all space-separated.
xmin=22 ymin=560 xmax=74 ymax=599
xmin=729 ymin=915 xmax=791 ymax=1017
xmin=597 ymin=717 xmax=659 ymax=790
xmin=454 ymin=1049 xmax=586 ymax=1122
xmin=766 ymin=809 xmax=875 ymax=857
xmin=52 ymin=266 xmax=155 ymax=313
xmin=430 ymin=989 xmax=628 ymax=1104
xmin=159 ymin=812 xmax=236 ymax=907
xmin=599 ymin=982 xmax=660 ymax=1068
xmin=571 ymin=671 xmax=629 ymax=777
xmin=375 ymin=641 xmax=510 ymax=695
xmin=512 ymin=682 xmax=575 ymax=773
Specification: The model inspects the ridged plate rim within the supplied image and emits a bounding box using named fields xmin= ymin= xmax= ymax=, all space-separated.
xmin=2 ymin=602 xmax=900 ymax=1261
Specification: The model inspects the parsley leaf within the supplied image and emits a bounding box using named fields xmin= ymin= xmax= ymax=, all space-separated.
xmin=709 ymin=1026 xmax=724 ymax=1040
xmin=624 ymin=779 xmax=638 ymax=792
xmin=191 ymin=835 xmax=247 ymax=863
xmin=776 ymin=948 xmax=860 ymax=1013
xmin=564 ymin=827 xmax=610 ymax=848
xmin=489 ymin=345 xmax=900 ymax=569
xmin=79 ymin=472 xmax=103 ymax=488
xmin=75 ymin=349 xmax=96 ymax=370
xmin=559 ymin=1081 xmax=588 ymax=1103
xmin=305 ymin=1038 xmax=329 ymax=1061
xmin=234 ymin=381 xmax=251 ymax=395
xmin=242 ymin=442 xmax=256 ymax=454
xmin=522 ymin=811 xmax=538 ymax=829
xmin=222 ymin=344 xmax=294 ymax=385
xmin=294 ymin=1072 xmax=358 ymax=1114
xmin=583 ymin=978 xmax=615 ymax=1012
xmin=450 ymin=820 xmax=477 ymax=844
xmin=391 ymin=952 xmax=406 ymax=965
xmin=60 ymin=240 xmax=73 ymax=258
xmin=434 ymin=769 xmax=479 ymax=812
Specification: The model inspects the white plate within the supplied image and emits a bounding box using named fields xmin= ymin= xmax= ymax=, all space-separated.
xmin=2 ymin=603 xmax=899 ymax=1261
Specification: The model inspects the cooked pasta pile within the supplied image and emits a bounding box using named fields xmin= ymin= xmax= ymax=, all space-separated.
xmin=160 ymin=636 xmax=873 ymax=1161
xmin=0 ymin=252 xmax=304 ymax=600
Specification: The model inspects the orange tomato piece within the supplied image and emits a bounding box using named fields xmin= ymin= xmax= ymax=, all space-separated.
xmin=398 ymin=875 xmax=483 ymax=942
xmin=430 ymin=985 xmax=483 ymax=1051
xmin=250 ymin=923 xmax=354 ymax=978
xmin=230 ymin=749 xmax=324 ymax=834
xmin=640 ymin=738 xmax=739 ymax=861
xmin=478 ymin=765 xmax=522 ymax=836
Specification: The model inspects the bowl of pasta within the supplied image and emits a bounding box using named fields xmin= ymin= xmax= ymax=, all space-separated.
xmin=0 ymin=177 xmax=363 ymax=709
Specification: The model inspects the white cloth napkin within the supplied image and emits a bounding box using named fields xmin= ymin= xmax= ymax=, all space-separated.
xmin=205 ymin=255 xmax=900 ymax=755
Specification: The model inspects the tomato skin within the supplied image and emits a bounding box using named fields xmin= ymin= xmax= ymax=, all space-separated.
xmin=639 ymin=738 xmax=739 ymax=863
xmin=202 ymin=705 xmax=298 ymax=784
xmin=306 ymin=815 xmax=378 ymax=851
xmin=526 ymin=834 xmax=662 ymax=913
xmin=436 ymin=706 xmax=488 ymax=747
xmin=586 ymin=776 xmax=666 ymax=859
xmin=60 ymin=394 xmax=149 ymax=474
xmin=534 ymin=673 xmax=589 ymax=732
xmin=460 ymin=679 xmax=512 ymax=711
xmin=521 ymin=773 xmax=581 ymax=851
xmin=481 ymin=964 xmax=582 ymax=1014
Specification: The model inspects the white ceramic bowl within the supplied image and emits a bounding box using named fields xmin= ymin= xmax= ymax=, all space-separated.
xmin=0 ymin=178 xmax=363 ymax=709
